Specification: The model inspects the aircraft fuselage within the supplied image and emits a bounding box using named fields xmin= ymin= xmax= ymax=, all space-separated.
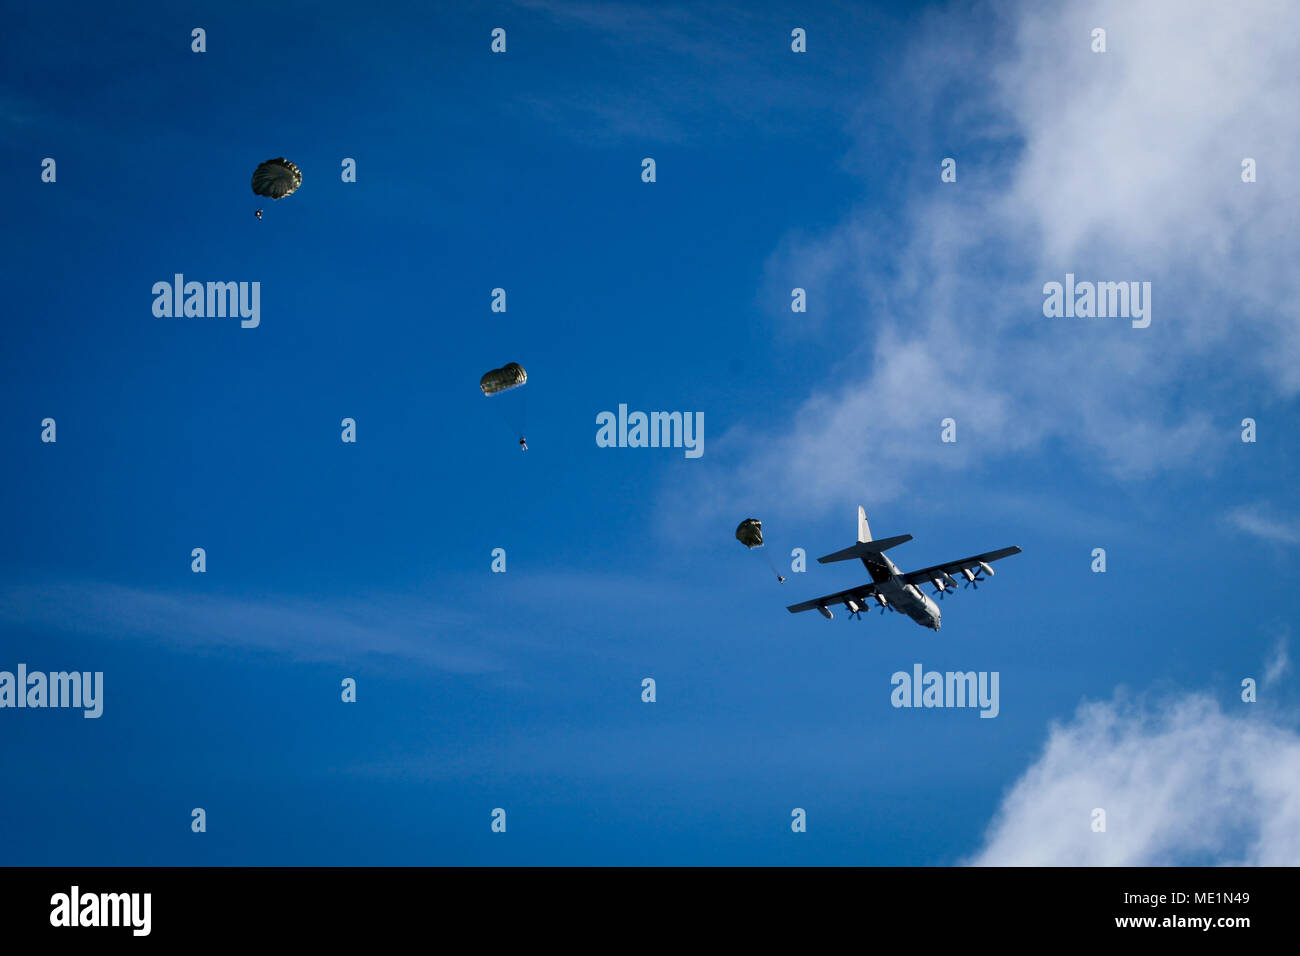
xmin=866 ymin=553 xmax=942 ymax=630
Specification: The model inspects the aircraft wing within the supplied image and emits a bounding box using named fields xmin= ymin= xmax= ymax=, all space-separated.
xmin=901 ymin=546 xmax=1022 ymax=587
xmin=787 ymin=582 xmax=880 ymax=614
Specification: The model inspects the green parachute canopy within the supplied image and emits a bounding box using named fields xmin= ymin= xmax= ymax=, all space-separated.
xmin=251 ymin=158 xmax=303 ymax=199
xmin=735 ymin=518 xmax=764 ymax=549
xmin=480 ymin=363 xmax=527 ymax=396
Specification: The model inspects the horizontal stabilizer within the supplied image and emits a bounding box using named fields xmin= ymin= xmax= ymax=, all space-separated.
xmin=817 ymin=534 xmax=912 ymax=564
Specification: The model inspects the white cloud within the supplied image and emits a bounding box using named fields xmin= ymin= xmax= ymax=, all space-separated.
xmin=1264 ymin=636 xmax=1290 ymax=689
xmin=0 ymin=570 xmax=716 ymax=673
xmin=0 ymin=580 xmax=500 ymax=673
xmin=1226 ymin=505 xmax=1300 ymax=545
xmin=696 ymin=0 xmax=1300 ymax=517
xmin=968 ymin=691 xmax=1300 ymax=865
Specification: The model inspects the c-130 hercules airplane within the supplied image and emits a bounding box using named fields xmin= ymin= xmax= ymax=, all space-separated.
xmin=787 ymin=508 xmax=1021 ymax=629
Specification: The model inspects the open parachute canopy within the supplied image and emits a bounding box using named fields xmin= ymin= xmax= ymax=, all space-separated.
xmin=735 ymin=518 xmax=764 ymax=549
xmin=480 ymin=363 xmax=527 ymax=396
xmin=251 ymin=158 xmax=303 ymax=199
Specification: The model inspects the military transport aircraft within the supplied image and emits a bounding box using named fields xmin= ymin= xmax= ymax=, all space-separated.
xmin=787 ymin=508 xmax=1021 ymax=629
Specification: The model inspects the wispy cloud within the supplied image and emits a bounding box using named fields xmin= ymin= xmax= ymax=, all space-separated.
xmin=506 ymin=0 xmax=872 ymax=146
xmin=685 ymin=0 xmax=1300 ymax=519
xmin=0 ymin=580 xmax=502 ymax=673
xmin=967 ymin=690 xmax=1300 ymax=865
xmin=1264 ymin=636 xmax=1291 ymax=689
xmin=1226 ymin=505 xmax=1300 ymax=546
xmin=0 ymin=569 xmax=717 ymax=674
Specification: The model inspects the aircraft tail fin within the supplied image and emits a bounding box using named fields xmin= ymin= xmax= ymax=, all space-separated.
xmin=857 ymin=506 xmax=872 ymax=543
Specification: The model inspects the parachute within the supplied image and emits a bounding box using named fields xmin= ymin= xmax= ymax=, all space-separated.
xmin=479 ymin=363 xmax=527 ymax=395
xmin=735 ymin=519 xmax=764 ymax=549
xmin=736 ymin=518 xmax=784 ymax=581
xmin=251 ymin=158 xmax=302 ymax=200
xmin=481 ymin=363 xmax=529 ymax=447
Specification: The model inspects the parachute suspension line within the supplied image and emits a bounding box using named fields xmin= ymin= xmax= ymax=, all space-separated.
xmin=762 ymin=552 xmax=783 ymax=581
xmin=512 ymin=382 xmax=528 ymax=444
xmin=489 ymin=399 xmax=518 ymax=439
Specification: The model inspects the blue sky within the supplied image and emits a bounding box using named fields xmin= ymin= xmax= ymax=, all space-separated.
xmin=2 ymin=0 xmax=1299 ymax=865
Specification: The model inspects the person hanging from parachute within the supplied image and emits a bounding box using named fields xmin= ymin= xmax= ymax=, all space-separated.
xmin=250 ymin=157 xmax=302 ymax=220
xmin=736 ymin=518 xmax=784 ymax=582
xmin=480 ymin=362 xmax=529 ymax=450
